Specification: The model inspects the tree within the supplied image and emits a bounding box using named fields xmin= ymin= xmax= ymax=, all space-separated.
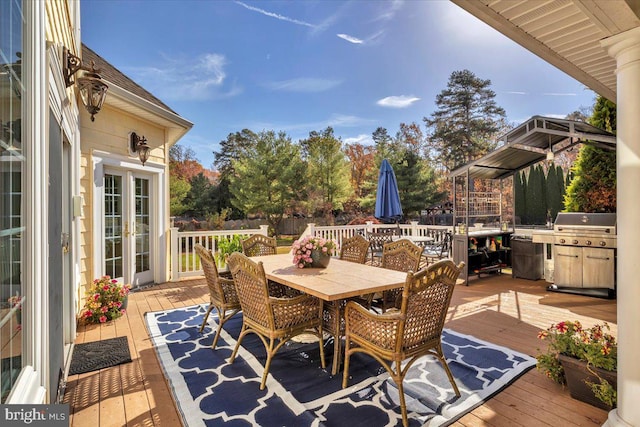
xmin=299 ymin=127 xmax=353 ymax=221
xmin=393 ymin=151 xmax=444 ymax=219
xmin=564 ymin=96 xmax=616 ymax=212
xmin=344 ymin=142 xmax=375 ymax=200
xmin=229 ymin=130 xmax=305 ymax=237
xmin=170 ymin=177 xmax=191 ymax=216
xmin=213 ymin=129 xmax=257 ymax=218
xmin=424 ymin=69 xmax=507 ymax=171
xmin=184 ymin=173 xmax=216 ymax=218
xmin=514 ymin=170 xmax=526 ymax=224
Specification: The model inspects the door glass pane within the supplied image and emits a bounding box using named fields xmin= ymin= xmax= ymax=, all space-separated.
xmin=0 ymin=0 xmax=24 ymax=402
xmin=104 ymin=174 xmax=123 ymax=278
xmin=135 ymin=178 xmax=149 ymax=273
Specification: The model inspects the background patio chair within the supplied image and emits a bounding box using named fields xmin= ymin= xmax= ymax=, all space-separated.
xmin=342 ymin=259 xmax=465 ymax=427
xmin=377 ymin=238 xmax=422 ymax=312
xmin=241 ymin=234 xmax=278 ymax=256
xmin=421 ymin=229 xmax=452 ymax=268
xmin=226 ymin=252 xmax=326 ymax=390
xmin=194 ymin=244 xmax=241 ymax=349
xmin=366 ymin=229 xmax=397 ymax=265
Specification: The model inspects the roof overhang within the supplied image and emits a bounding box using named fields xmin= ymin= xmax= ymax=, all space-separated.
xmin=451 ymin=0 xmax=640 ymax=102
xmin=103 ymin=82 xmax=193 ymax=146
xmin=450 ymin=116 xmax=616 ymax=180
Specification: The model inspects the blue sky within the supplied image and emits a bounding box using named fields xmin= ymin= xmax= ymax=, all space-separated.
xmin=81 ymin=0 xmax=597 ymax=169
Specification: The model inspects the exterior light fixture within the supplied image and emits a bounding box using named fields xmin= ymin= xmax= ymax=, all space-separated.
xmin=546 ymin=151 xmax=555 ymax=163
xmin=63 ymin=47 xmax=108 ymax=122
xmin=130 ymin=132 xmax=150 ymax=166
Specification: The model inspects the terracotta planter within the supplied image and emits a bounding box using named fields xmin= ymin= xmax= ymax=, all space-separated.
xmin=310 ymin=250 xmax=331 ymax=268
xmin=559 ymin=353 xmax=617 ymax=410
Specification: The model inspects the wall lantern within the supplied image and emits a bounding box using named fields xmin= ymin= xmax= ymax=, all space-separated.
xmin=130 ymin=132 xmax=150 ymax=166
xmin=63 ymin=48 xmax=109 ymax=122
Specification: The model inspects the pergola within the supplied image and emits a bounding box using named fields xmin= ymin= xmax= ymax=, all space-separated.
xmin=450 ymin=2 xmax=640 ymax=426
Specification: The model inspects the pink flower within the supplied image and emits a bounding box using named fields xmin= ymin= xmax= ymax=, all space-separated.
xmin=99 ymin=316 xmax=107 ymax=323
xmin=101 ymin=306 xmax=109 ymax=313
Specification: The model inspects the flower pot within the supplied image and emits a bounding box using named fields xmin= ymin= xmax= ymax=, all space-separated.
xmin=310 ymin=249 xmax=331 ymax=268
xmin=121 ymin=295 xmax=128 ymax=311
xmin=559 ymin=353 xmax=617 ymax=410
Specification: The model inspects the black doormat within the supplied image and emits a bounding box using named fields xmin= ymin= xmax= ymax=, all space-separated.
xmin=69 ymin=336 xmax=132 ymax=375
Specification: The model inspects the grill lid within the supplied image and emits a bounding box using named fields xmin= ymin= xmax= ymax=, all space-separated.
xmin=554 ymin=212 xmax=616 ymax=232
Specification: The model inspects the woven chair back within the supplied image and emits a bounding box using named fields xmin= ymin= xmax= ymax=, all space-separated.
xmin=242 ymin=234 xmax=278 ymax=257
xmin=340 ymin=235 xmax=371 ymax=264
xmin=381 ymin=239 xmax=422 ymax=273
xmin=227 ymin=252 xmax=273 ymax=329
xmin=401 ymin=260 xmax=463 ymax=348
xmin=194 ymin=244 xmax=225 ymax=303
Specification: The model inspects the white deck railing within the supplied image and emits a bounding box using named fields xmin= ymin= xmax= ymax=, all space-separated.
xmin=170 ymin=221 xmax=452 ymax=281
xmin=301 ymin=221 xmax=451 ymax=247
xmin=170 ymin=225 xmax=269 ymax=281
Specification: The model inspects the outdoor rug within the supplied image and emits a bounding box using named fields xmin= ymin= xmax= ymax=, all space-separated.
xmin=145 ymin=305 xmax=536 ymax=427
xmin=69 ymin=336 xmax=132 ymax=375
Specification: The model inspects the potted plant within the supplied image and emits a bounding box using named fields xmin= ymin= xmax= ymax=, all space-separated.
xmin=81 ymin=276 xmax=131 ymax=324
xmin=291 ymin=235 xmax=337 ymax=268
xmin=214 ymin=235 xmax=244 ymax=270
xmin=536 ymin=320 xmax=617 ymax=409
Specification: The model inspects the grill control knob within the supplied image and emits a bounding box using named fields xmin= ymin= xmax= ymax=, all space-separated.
xmin=600 ymin=241 xmax=606 ymax=247
xmin=586 ymin=240 xmax=592 ymax=246
xmin=559 ymin=238 xmax=566 ymax=244
xmin=573 ymin=239 xmax=579 ymax=245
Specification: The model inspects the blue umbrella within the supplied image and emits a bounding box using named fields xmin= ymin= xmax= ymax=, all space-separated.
xmin=374 ymin=159 xmax=403 ymax=223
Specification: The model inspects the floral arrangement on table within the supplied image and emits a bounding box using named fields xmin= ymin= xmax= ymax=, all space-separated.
xmin=536 ymin=320 xmax=617 ymax=407
xmin=291 ymin=236 xmax=337 ymax=268
xmin=82 ymin=276 xmax=131 ymax=324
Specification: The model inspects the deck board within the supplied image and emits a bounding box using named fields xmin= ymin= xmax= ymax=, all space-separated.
xmin=65 ymin=274 xmax=615 ymax=426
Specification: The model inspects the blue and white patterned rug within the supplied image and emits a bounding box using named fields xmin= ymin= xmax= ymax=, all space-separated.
xmin=145 ymin=304 xmax=535 ymax=427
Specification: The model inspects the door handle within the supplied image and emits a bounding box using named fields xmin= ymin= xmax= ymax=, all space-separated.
xmin=61 ymin=233 xmax=70 ymax=254
xmin=124 ymin=221 xmax=130 ymax=237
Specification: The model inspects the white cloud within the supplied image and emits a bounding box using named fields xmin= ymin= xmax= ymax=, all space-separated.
xmin=234 ymin=1 xmax=316 ymax=28
xmin=126 ymin=53 xmax=239 ymax=101
xmin=267 ymin=78 xmax=342 ymax=92
xmin=337 ymin=33 xmax=364 ymax=44
xmin=376 ymin=95 xmax=420 ymax=108
xmin=505 ymin=91 xmax=527 ymax=95
xmin=373 ymin=0 xmax=404 ymax=22
xmin=542 ymin=92 xmax=577 ymax=96
xmin=344 ymin=134 xmax=373 ymax=145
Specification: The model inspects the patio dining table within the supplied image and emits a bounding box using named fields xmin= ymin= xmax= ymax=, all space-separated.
xmin=250 ymin=253 xmax=408 ymax=375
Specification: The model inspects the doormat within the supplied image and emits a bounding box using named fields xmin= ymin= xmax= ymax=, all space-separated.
xmin=146 ymin=304 xmax=536 ymax=427
xmin=69 ymin=336 xmax=132 ymax=375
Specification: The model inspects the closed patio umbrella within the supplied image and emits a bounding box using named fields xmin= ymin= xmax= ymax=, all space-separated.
xmin=374 ymin=159 xmax=403 ymax=223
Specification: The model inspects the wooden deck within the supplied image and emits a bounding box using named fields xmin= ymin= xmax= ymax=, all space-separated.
xmin=63 ymin=273 xmax=616 ymax=426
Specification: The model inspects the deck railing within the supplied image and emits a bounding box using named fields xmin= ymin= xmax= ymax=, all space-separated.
xmin=170 ymin=225 xmax=269 ymax=281
xmin=170 ymin=221 xmax=452 ymax=281
xmin=301 ymin=221 xmax=451 ymax=247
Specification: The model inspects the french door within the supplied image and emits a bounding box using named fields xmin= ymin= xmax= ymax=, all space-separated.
xmin=104 ymin=170 xmax=153 ymax=286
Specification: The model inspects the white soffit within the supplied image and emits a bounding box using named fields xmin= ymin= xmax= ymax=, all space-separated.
xmin=451 ymin=0 xmax=640 ymax=102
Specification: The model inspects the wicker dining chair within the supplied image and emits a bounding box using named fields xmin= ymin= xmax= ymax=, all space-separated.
xmin=378 ymin=238 xmax=423 ymax=312
xmin=339 ymin=235 xmax=373 ymax=308
xmin=340 ymin=234 xmax=371 ymax=264
xmin=342 ymin=259 xmax=465 ymax=427
xmin=194 ymin=244 xmax=241 ymax=349
xmin=241 ymin=234 xmax=278 ymax=257
xmin=226 ymin=252 xmax=326 ymax=390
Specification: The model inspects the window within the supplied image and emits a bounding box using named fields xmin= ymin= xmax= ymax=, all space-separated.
xmin=0 ymin=0 xmax=24 ymax=402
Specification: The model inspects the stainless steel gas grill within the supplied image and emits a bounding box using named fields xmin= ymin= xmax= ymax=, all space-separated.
xmin=550 ymin=212 xmax=616 ymax=298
